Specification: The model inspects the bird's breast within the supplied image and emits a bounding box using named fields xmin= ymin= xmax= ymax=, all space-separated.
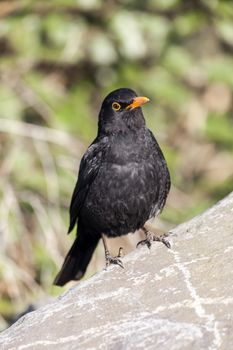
xmin=79 ymin=129 xmax=169 ymax=236
xmin=82 ymin=158 xmax=159 ymax=236
xmin=106 ymin=131 xmax=150 ymax=164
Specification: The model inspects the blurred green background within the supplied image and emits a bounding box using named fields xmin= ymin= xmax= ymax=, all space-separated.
xmin=0 ymin=0 xmax=233 ymax=329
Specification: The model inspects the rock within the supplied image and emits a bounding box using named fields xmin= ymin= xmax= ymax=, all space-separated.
xmin=8 ymin=297 xmax=55 ymax=327
xmin=0 ymin=192 xmax=233 ymax=350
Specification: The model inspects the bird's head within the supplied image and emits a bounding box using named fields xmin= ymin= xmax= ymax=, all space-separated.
xmin=98 ymin=88 xmax=150 ymax=135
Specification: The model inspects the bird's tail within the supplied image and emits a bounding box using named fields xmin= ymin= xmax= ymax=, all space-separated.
xmin=53 ymin=228 xmax=99 ymax=286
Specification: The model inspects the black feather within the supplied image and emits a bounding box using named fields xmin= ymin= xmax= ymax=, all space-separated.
xmin=54 ymin=226 xmax=99 ymax=286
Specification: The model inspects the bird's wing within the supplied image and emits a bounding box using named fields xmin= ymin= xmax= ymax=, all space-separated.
xmin=148 ymin=129 xmax=171 ymax=212
xmin=68 ymin=137 xmax=106 ymax=233
xmin=148 ymin=130 xmax=167 ymax=164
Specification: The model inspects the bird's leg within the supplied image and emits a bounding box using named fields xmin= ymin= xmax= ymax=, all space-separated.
xmin=137 ymin=227 xmax=171 ymax=249
xmin=101 ymin=234 xmax=124 ymax=269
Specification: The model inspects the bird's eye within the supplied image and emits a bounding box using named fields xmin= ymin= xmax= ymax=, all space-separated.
xmin=112 ymin=102 xmax=121 ymax=111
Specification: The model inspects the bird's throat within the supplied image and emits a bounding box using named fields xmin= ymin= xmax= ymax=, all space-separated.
xmin=98 ymin=109 xmax=145 ymax=136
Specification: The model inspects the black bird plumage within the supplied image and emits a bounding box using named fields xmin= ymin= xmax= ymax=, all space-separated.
xmin=54 ymin=88 xmax=170 ymax=286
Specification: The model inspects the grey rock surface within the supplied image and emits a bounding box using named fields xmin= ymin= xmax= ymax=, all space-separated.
xmin=0 ymin=192 xmax=233 ymax=350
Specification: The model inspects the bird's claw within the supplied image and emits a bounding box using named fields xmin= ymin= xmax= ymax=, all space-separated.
xmin=105 ymin=247 xmax=124 ymax=269
xmin=137 ymin=230 xmax=171 ymax=249
xmin=117 ymin=246 xmax=124 ymax=258
xmin=106 ymin=255 xmax=124 ymax=269
xmin=136 ymin=239 xmax=152 ymax=249
xmin=153 ymin=235 xmax=171 ymax=249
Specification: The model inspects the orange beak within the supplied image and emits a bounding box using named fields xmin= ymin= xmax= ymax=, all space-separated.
xmin=126 ymin=96 xmax=150 ymax=110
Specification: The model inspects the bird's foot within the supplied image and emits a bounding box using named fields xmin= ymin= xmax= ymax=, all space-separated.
xmin=105 ymin=247 xmax=124 ymax=269
xmin=137 ymin=229 xmax=171 ymax=249
xmin=136 ymin=230 xmax=154 ymax=249
xmin=152 ymin=233 xmax=171 ymax=249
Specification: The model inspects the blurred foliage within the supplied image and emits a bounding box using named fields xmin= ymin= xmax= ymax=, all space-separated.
xmin=0 ymin=0 xmax=233 ymax=329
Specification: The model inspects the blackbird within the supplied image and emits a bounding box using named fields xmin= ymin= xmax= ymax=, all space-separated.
xmin=54 ymin=88 xmax=170 ymax=286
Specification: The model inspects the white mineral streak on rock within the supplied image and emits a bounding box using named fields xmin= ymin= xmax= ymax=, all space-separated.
xmin=170 ymin=248 xmax=221 ymax=349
